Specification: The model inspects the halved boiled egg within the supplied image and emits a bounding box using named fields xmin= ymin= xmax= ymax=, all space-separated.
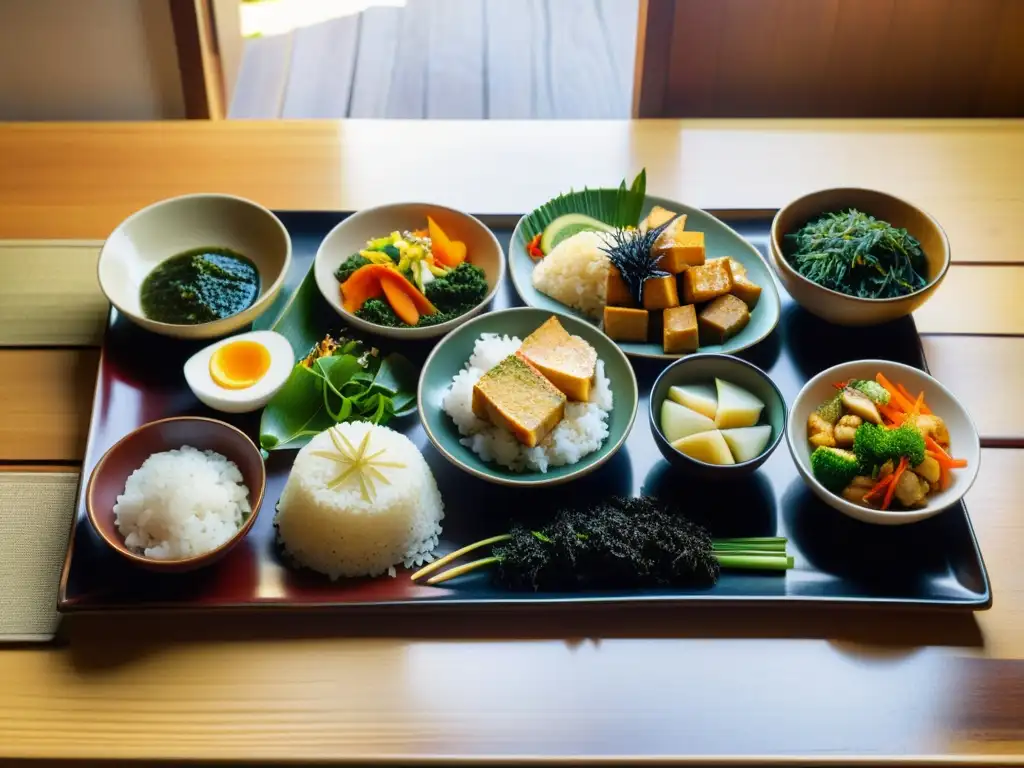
xmin=184 ymin=330 xmax=294 ymax=413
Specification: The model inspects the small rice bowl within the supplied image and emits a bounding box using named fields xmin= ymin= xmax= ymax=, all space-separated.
xmin=443 ymin=333 xmax=613 ymax=473
xmin=112 ymin=445 xmax=250 ymax=560
xmin=531 ymin=230 xmax=612 ymax=319
xmin=275 ymin=422 xmax=444 ymax=579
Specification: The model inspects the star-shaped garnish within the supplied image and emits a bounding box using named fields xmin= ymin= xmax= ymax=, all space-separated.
xmin=310 ymin=426 xmax=406 ymax=502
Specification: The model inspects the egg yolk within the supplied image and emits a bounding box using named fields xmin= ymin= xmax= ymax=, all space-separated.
xmin=209 ymin=340 xmax=271 ymax=390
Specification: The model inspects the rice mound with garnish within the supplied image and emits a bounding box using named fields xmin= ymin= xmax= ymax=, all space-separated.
xmin=275 ymin=422 xmax=444 ymax=579
xmin=442 ymin=333 xmax=613 ymax=473
xmin=531 ymin=230 xmax=612 ymax=319
xmin=112 ymin=446 xmax=250 ymax=560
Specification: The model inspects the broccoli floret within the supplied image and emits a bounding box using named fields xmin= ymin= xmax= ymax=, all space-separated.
xmin=810 ymin=447 xmax=860 ymax=492
xmin=334 ymin=253 xmax=370 ymax=284
xmin=424 ymin=262 xmax=488 ymax=314
xmin=850 ymin=379 xmax=891 ymax=405
xmin=815 ymin=393 xmax=844 ymax=425
xmin=853 ymin=422 xmax=926 ymax=470
xmin=355 ymin=298 xmax=404 ymax=327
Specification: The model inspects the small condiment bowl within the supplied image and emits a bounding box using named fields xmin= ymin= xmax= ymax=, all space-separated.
xmin=98 ymin=193 xmax=292 ymax=340
xmin=769 ymin=188 xmax=950 ymax=326
xmin=314 ymin=202 xmax=505 ymax=339
xmin=788 ymin=360 xmax=980 ymax=525
xmin=86 ymin=417 xmax=267 ymax=572
xmin=649 ymin=354 xmax=787 ymax=479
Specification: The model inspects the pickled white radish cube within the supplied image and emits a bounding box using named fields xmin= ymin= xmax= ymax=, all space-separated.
xmin=714 ymin=378 xmax=764 ymax=429
xmin=667 ymin=384 xmax=717 ymax=421
xmin=721 ymin=425 xmax=772 ymax=463
xmin=660 ymin=400 xmax=716 ymax=443
xmin=671 ymin=430 xmax=735 ymax=465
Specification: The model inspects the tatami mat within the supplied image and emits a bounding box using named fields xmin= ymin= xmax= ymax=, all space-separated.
xmin=0 ymin=473 xmax=76 ymax=641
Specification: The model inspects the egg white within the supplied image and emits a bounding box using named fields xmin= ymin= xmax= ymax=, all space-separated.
xmin=184 ymin=330 xmax=295 ymax=414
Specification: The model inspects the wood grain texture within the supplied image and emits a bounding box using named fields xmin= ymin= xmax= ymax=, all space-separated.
xmin=0 ymin=349 xmax=98 ymax=462
xmin=0 ymin=241 xmax=106 ymax=346
xmin=1 ymin=121 xmax=1023 ymax=262
xmin=425 ymin=0 xmax=485 ymax=119
xmin=548 ymin=0 xmax=622 ymax=118
xmin=228 ymin=32 xmax=291 ymax=118
xmin=653 ymin=0 xmax=1024 ymax=117
xmin=168 ymin=0 xmax=225 ymax=119
xmin=597 ymin=0 xmax=638 ymax=117
xmin=484 ymin=0 xmax=536 ymax=118
xmin=281 ymin=14 xmax=358 ymax=119
xmin=384 ymin=0 xmax=429 ymax=118
xmin=348 ymin=5 xmax=400 ymax=119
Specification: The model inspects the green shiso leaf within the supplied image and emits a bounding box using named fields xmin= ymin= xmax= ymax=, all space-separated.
xmin=520 ymin=169 xmax=647 ymax=241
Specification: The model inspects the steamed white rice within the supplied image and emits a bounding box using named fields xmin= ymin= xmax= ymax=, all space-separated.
xmin=274 ymin=422 xmax=444 ymax=579
xmin=442 ymin=333 xmax=613 ymax=473
xmin=112 ymin=445 xmax=251 ymax=560
xmin=531 ymin=230 xmax=612 ymax=319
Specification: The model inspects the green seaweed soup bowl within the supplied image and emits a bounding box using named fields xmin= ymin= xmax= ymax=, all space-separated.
xmin=418 ymin=307 xmax=639 ymax=487
xmin=649 ymin=354 xmax=787 ymax=480
xmin=508 ymin=194 xmax=782 ymax=360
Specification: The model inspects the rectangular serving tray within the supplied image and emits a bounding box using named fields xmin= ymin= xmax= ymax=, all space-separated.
xmin=58 ymin=212 xmax=992 ymax=611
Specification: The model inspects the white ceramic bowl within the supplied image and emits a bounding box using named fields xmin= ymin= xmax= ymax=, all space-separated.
xmin=787 ymin=360 xmax=980 ymax=525
xmin=98 ymin=194 xmax=292 ymax=340
xmin=314 ymin=202 xmax=505 ymax=339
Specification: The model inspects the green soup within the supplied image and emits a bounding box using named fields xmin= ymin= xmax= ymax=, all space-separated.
xmin=140 ymin=247 xmax=260 ymax=325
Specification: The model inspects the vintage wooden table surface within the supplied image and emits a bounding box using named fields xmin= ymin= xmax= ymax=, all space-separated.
xmin=1 ymin=119 xmax=1023 ymax=764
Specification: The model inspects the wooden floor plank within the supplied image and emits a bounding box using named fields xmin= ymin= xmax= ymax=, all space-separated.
xmin=530 ymin=0 xmax=555 ymax=118
xmin=385 ymin=1 xmax=430 ymax=118
xmin=0 ymin=349 xmax=98 ymax=463
xmin=0 ymin=241 xmax=106 ymax=346
xmin=595 ymin=0 xmax=638 ymax=116
xmin=547 ymin=0 xmax=623 ymax=118
xmin=426 ymin=0 xmax=486 ymax=118
xmin=348 ymin=6 xmax=401 ymax=118
xmin=228 ymin=32 xmax=293 ymax=119
xmin=484 ymin=0 xmax=537 ymax=118
xmin=281 ymin=15 xmax=359 ymax=119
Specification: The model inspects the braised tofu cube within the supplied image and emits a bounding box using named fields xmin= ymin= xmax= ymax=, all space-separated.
xmin=519 ymin=316 xmax=598 ymax=402
xmin=698 ymin=294 xmax=750 ymax=345
xmin=603 ymin=306 xmax=649 ymax=342
xmin=730 ymin=274 xmax=762 ymax=309
xmin=655 ymin=223 xmax=705 ymax=274
xmin=710 ymin=257 xmax=746 ymax=278
xmin=640 ymin=206 xmax=682 ymax=233
xmin=472 ymin=353 xmax=566 ymax=447
xmin=605 ymin=264 xmax=637 ymax=307
xmin=681 ymin=258 xmax=734 ymax=304
xmin=663 ymin=305 xmax=699 ymax=354
xmin=642 ymin=274 xmax=680 ymax=310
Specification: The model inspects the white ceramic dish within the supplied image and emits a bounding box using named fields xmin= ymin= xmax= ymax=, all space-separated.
xmin=98 ymin=194 xmax=292 ymax=340
xmin=787 ymin=360 xmax=980 ymax=525
xmin=313 ymin=202 xmax=505 ymax=340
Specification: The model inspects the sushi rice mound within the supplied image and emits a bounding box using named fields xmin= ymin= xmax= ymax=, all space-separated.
xmin=112 ymin=445 xmax=251 ymax=560
xmin=531 ymin=230 xmax=612 ymax=320
xmin=275 ymin=422 xmax=444 ymax=579
xmin=443 ymin=333 xmax=613 ymax=473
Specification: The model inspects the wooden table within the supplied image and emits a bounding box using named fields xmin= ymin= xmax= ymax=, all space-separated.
xmin=1 ymin=119 xmax=1023 ymax=764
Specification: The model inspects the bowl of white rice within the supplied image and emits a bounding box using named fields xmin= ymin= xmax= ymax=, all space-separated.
xmin=419 ymin=307 xmax=638 ymax=487
xmin=86 ymin=417 xmax=266 ymax=572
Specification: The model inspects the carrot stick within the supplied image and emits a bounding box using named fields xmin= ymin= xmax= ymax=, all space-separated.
xmin=876 ymin=373 xmax=915 ymax=412
xmin=878 ymin=403 xmax=905 ymax=425
xmin=882 ymin=457 xmax=909 ymax=510
xmin=864 ymin=474 xmax=894 ymax=506
xmin=896 ymin=382 xmax=932 ymax=414
xmin=925 ymin=435 xmax=968 ymax=468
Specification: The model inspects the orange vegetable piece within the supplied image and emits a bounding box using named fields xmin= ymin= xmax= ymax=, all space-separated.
xmin=380 ymin=273 xmax=421 ymax=326
xmin=882 ymin=457 xmax=909 ymax=510
xmin=896 ymin=382 xmax=931 ymax=414
xmin=340 ymin=263 xmax=392 ymax=313
xmin=428 ymin=215 xmax=467 ymax=267
xmin=875 ymin=372 xmax=914 ymax=412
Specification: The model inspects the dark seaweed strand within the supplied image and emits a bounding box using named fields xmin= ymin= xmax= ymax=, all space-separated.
xmin=783 ymin=209 xmax=928 ymax=299
xmin=491 ymin=496 xmax=720 ymax=592
xmin=599 ymin=216 xmax=677 ymax=304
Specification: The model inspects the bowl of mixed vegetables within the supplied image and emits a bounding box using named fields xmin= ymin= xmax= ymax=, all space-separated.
xmin=314 ymin=202 xmax=505 ymax=339
xmin=769 ymin=188 xmax=950 ymax=327
xmin=787 ymin=360 xmax=979 ymax=525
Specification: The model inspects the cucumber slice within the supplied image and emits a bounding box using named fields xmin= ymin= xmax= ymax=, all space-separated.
xmin=540 ymin=213 xmax=614 ymax=254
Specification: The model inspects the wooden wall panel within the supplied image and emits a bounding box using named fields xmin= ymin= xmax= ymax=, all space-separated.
xmin=641 ymin=0 xmax=1024 ymax=117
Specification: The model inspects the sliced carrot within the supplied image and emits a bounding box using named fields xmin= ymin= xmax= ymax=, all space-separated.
xmin=896 ymin=382 xmax=932 ymax=415
xmin=379 ymin=269 xmax=437 ymax=320
xmin=428 ymin=216 xmax=467 ymax=267
xmin=882 ymin=457 xmax=909 ymax=511
xmin=340 ymin=263 xmax=391 ymax=313
xmin=925 ymin=435 xmax=967 ymax=467
xmin=878 ymin=402 xmax=905 ymax=425
xmin=864 ymin=474 xmax=894 ymax=507
xmin=875 ymin=372 xmax=914 ymax=412
xmin=380 ymin=273 xmax=421 ymax=326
